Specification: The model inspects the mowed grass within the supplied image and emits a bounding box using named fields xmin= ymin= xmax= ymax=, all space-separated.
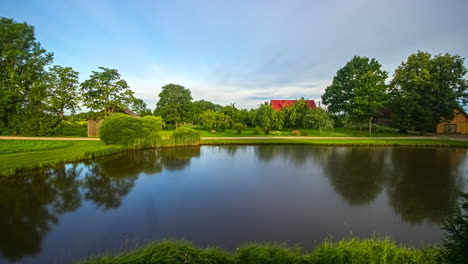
xmin=195 ymin=126 xmax=421 ymax=138
xmin=76 ymin=238 xmax=441 ymax=264
xmin=0 ymin=140 xmax=73 ymax=154
xmin=0 ymin=140 xmax=125 ymax=176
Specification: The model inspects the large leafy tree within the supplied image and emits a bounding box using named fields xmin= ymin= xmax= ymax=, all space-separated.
xmin=154 ymin=83 xmax=193 ymax=125
xmin=322 ymin=56 xmax=388 ymax=133
xmin=130 ymin=98 xmax=152 ymax=117
xmin=256 ymin=102 xmax=284 ymax=134
xmin=191 ymin=99 xmax=222 ymax=126
xmin=80 ymin=67 xmax=134 ymax=117
xmin=304 ymin=108 xmax=334 ymax=133
xmin=0 ymin=17 xmax=53 ymax=133
xmin=390 ymin=51 xmax=467 ymax=132
xmin=45 ymin=65 xmax=80 ymax=133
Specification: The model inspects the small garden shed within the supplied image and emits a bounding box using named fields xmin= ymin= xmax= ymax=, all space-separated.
xmin=437 ymin=109 xmax=468 ymax=134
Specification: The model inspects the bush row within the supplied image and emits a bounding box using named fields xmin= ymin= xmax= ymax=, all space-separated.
xmin=100 ymin=114 xmax=200 ymax=147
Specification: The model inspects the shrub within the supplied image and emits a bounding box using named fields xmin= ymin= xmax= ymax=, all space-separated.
xmin=440 ymin=185 xmax=468 ymax=264
xmin=292 ymin=130 xmax=301 ymax=136
xmin=253 ymin=126 xmax=262 ymax=135
xmin=173 ymin=126 xmax=200 ymax=145
xmin=100 ymin=114 xmax=143 ymax=145
xmin=233 ymin=123 xmax=246 ymax=134
xmin=271 ymin=131 xmax=282 ymax=136
xmin=141 ymin=116 xmax=165 ymax=137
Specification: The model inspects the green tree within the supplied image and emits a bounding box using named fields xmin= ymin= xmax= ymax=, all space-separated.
xmin=220 ymin=103 xmax=240 ymax=128
xmin=130 ymin=98 xmax=152 ymax=117
xmin=154 ymin=83 xmax=193 ymax=125
xmin=199 ymin=109 xmax=217 ymax=129
xmin=322 ymin=56 xmax=388 ymax=133
xmin=191 ymin=100 xmax=222 ymax=126
xmin=45 ymin=65 xmax=80 ymax=134
xmin=390 ymin=51 xmax=467 ymax=133
xmin=80 ymin=67 xmax=134 ymax=117
xmin=256 ymin=102 xmax=284 ymax=134
xmin=304 ymin=108 xmax=334 ymax=133
xmin=0 ymin=17 xmax=53 ymax=133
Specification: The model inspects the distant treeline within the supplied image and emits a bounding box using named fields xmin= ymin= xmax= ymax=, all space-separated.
xmin=1 ymin=17 xmax=466 ymax=136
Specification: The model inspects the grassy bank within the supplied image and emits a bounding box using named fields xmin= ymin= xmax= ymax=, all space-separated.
xmin=77 ymin=238 xmax=440 ymax=264
xmin=201 ymin=138 xmax=468 ymax=147
xmin=0 ymin=140 xmax=126 ymax=176
xmin=2 ymin=137 xmax=468 ymax=176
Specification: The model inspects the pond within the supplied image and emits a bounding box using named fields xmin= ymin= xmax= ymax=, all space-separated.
xmin=0 ymin=145 xmax=467 ymax=263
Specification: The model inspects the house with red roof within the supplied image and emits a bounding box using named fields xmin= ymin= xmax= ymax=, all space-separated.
xmin=270 ymin=100 xmax=316 ymax=111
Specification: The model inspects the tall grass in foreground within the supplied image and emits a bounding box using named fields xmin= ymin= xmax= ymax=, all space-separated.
xmin=77 ymin=238 xmax=440 ymax=264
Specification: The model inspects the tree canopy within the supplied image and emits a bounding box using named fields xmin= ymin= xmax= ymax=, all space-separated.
xmin=80 ymin=67 xmax=134 ymax=117
xmin=390 ymin=51 xmax=467 ymax=132
xmin=154 ymin=83 xmax=193 ymax=125
xmin=322 ymin=56 xmax=388 ymax=133
xmin=0 ymin=17 xmax=53 ymax=133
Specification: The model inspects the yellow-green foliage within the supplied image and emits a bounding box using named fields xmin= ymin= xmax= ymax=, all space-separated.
xmin=100 ymin=114 xmax=143 ymax=145
xmin=141 ymin=116 xmax=165 ymax=136
xmin=100 ymin=114 xmax=166 ymax=146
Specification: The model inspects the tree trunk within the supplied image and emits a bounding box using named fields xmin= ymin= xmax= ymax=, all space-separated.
xmin=369 ymin=118 xmax=372 ymax=135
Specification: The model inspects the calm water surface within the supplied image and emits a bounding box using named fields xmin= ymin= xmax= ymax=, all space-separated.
xmin=0 ymin=146 xmax=467 ymax=263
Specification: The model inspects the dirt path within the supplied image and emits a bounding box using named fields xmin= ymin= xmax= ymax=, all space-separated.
xmin=0 ymin=136 xmax=100 ymax=141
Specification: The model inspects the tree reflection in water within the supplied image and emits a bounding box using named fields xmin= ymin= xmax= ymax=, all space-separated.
xmin=386 ymin=148 xmax=464 ymax=225
xmin=0 ymin=147 xmax=200 ymax=261
xmin=318 ymin=147 xmax=388 ymax=205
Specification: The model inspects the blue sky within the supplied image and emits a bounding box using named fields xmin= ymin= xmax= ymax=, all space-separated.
xmin=2 ymin=0 xmax=468 ymax=109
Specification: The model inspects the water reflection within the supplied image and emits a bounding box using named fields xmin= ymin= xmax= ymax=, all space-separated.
xmin=318 ymin=147 xmax=388 ymax=205
xmin=0 ymin=146 xmax=465 ymax=263
xmin=0 ymin=148 xmax=200 ymax=261
xmin=386 ymin=148 xmax=464 ymax=224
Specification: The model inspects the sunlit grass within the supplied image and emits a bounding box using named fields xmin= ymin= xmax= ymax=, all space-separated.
xmin=0 ymin=140 xmax=125 ymax=176
xmin=76 ymin=238 xmax=441 ymax=264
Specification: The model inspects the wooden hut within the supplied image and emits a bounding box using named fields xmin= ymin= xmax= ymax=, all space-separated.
xmin=87 ymin=119 xmax=104 ymax=137
xmin=436 ymin=109 xmax=468 ymax=134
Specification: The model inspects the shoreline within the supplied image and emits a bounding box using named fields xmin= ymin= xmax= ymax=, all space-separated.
xmin=1 ymin=137 xmax=468 ymax=177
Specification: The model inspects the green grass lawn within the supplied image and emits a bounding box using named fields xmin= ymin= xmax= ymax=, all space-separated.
xmin=63 ymin=127 xmax=87 ymax=137
xmin=0 ymin=140 xmax=73 ymax=154
xmin=194 ymin=126 xmax=421 ymax=137
xmin=0 ymin=140 xmax=124 ymax=176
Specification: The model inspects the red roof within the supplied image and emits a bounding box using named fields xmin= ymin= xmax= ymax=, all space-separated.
xmin=270 ymin=100 xmax=316 ymax=111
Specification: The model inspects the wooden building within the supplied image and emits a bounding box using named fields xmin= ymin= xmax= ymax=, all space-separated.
xmin=437 ymin=109 xmax=468 ymax=134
